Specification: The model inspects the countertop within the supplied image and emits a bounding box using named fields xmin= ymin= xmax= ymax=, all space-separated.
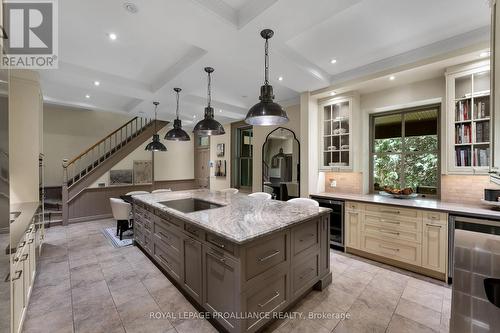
xmin=311 ymin=192 xmax=500 ymax=220
xmin=9 ymin=201 xmax=40 ymax=254
xmin=133 ymin=189 xmax=330 ymax=244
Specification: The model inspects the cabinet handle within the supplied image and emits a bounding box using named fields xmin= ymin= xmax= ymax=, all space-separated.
xmin=17 ymin=241 xmax=26 ymax=248
xmin=207 ymin=251 xmax=226 ymax=263
xmin=258 ymin=291 xmax=280 ymax=308
xmin=208 ymin=239 xmax=225 ymax=249
xmin=186 ymin=227 xmax=198 ymax=236
xmin=380 ymin=219 xmax=400 ymax=224
xmin=158 ymin=231 xmax=170 ymax=240
xmin=426 ymin=223 xmax=442 ymax=228
xmin=27 ymin=238 xmax=34 ymax=244
xmin=12 ymin=270 xmax=22 ymax=281
xmin=379 ymin=244 xmax=400 ymax=252
xmin=158 ymin=254 xmax=170 ymax=265
xmin=258 ymin=250 xmax=280 ymax=262
xmin=381 ymin=210 xmax=400 ymax=214
xmin=379 ymin=229 xmax=400 ymax=236
xmin=19 ymin=254 xmax=29 ymax=262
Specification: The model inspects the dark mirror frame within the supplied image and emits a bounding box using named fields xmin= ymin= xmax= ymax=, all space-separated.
xmin=261 ymin=127 xmax=300 ymax=199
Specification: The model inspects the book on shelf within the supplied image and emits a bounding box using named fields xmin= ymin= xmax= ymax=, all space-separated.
xmin=455 ymin=123 xmax=472 ymax=144
xmin=455 ymin=100 xmax=471 ymax=121
xmin=456 ymin=146 xmax=471 ymax=167
xmin=475 ymin=121 xmax=490 ymax=143
xmin=473 ymin=147 xmax=490 ymax=167
xmin=475 ymin=99 xmax=489 ymax=119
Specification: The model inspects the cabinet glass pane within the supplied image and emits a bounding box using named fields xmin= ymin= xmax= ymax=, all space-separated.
xmin=473 ymin=71 xmax=490 ymax=94
xmin=323 ymin=136 xmax=332 ymax=151
xmin=340 ymin=135 xmax=349 ymax=150
xmin=323 ymin=105 xmax=331 ymax=121
xmin=474 ymin=96 xmax=490 ymax=119
xmin=474 ymin=120 xmax=490 ymax=143
xmin=455 ymin=75 xmax=472 ymax=99
xmin=472 ymin=145 xmax=490 ymax=167
xmin=373 ymin=113 xmax=402 ymax=153
xmin=373 ymin=154 xmax=401 ymax=190
xmin=324 ymin=120 xmax=331 ymax=135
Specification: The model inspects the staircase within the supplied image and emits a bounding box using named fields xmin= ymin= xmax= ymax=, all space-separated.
xmin=61 ymin=117 xmax=168 ymax=224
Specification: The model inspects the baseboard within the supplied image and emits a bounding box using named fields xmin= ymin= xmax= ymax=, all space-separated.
xmin=68 ymin=214 xmax=113 ymax=224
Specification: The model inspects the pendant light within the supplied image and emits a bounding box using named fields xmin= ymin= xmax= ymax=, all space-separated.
xmin=145 ymin=101 xmax=167 ymax=152
xmin=165 ymin=88 xmax=190 ymax=141
xmin=193 ymin=67 xmax=225 ymax=136
xmin=245 ymin=29 xmax=288 ymax=126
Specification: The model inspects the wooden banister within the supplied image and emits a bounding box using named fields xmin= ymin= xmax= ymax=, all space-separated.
xmin=65 ymin=117 xmax=140 ymax=167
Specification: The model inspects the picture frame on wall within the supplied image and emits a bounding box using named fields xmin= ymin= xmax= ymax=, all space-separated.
xmin=215 ymin=160 xmax=226 ymax=177
xmin=109 ymin=170 xmax=133 ymax=185
xmin=133 ymin=160 xmax=152 ymax=184
xmin=216 ymin=143 xmax=225 ymax=157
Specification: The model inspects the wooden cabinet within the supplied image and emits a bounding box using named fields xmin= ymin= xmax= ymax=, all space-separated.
xmin=202 ymin=247 xmax=240 ymax=332
xmin=422 ymin=214 xmax=447 ymax=273
xmin=11 ymin=261 xmax=24 ymax=333
xmin=345 ymin=201 xmax=448 ymax=281
xmin=182 ymin=236 xmax=202 ymax=303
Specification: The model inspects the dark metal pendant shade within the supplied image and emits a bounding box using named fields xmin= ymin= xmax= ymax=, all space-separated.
xmin=193 ymin=67 xmax=225 ymax=136
xmin=166 ymin=88 xmax=191 ymax=141
xmin=145 ymin=101 xmax=167 ymax=151
xmin=145 ymin=134 xmax=167 ymax=151
xmin=245 ymin=29 xmax=288 ymax=126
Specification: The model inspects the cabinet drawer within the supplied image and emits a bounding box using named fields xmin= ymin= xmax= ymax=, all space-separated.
xmin=346 ymin=201 xmax=362 ymax=211
xmin=134 ymin=227 xmax=144 ymax=246
xmin=154 ymin=243 xmax=181 ymax=281
xmin=156 ymin=211 xmax=183 ymax=228
xmin=184 ymin=223 xmax=205 ymax=240
xmin=363 ymin=223 xmax=420 ymax=243
xmin=364 ymin=213 xmax=421 ymax=233
xmin=206 ymin=233 xmax=235 ymax=255
xmin=245 ymin=273 xmax=287 ymax=330
xmin=362 ymin=235 xmax=421 ymax=266
xmin=292 ymin=220 xmax=319 ymax=256
xmin=292 ymin=254 xmax=319 ymax=295
xmin=424 ymin=211 xmax=447 ymax=224
xmin=154 ymin=222 xmax=181 ymax=254
xmin=143 ymin=229 xmax=153 ymax=254
xmin=365 ymin=204 xmax=420 ymax=219
xmin=245 ymin=233 xmax=287 ymax=281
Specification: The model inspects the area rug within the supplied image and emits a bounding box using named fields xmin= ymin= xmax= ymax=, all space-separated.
xmin=102 ymin=227 xmax=134 ymax=248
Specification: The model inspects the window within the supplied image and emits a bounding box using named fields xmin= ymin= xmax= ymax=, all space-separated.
xmin=370 ymin=105 xmax=440 ymax=196
xmin=231 ymin=122 xmax=253 ymax=190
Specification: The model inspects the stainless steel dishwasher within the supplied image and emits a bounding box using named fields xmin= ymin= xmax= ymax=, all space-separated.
xmin=449 ymin=216 xmax=500 ymax=333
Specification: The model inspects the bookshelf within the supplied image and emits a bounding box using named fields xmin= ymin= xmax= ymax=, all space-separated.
xmin=319 ymin=97 xmax=353 ymax=170
xmin=446 ymin=62 xmax=490 ymax=173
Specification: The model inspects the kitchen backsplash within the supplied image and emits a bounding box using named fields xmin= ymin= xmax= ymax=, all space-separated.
xmin=441 ymin=175 xmax=500 ymax=205
xmin=324 ymin=172 xmax=363 ymax=194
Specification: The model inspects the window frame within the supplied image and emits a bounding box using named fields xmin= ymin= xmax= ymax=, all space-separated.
xmin=369 ymin=104 xmax=441 ymax=197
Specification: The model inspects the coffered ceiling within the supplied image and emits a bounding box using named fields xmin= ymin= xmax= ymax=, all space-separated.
xmin=40 ymin=0 xmax=491 ymax=125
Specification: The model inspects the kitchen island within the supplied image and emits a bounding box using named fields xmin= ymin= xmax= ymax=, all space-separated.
xmin=132 ymin=189 xmax=332 ymax=333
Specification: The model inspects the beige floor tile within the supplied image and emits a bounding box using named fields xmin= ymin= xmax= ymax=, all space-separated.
xmin=109 ymin=281 xmax=152 ymax=307
xmin=71 ymin=279 xmax=111 ymax=306
xmin=173 ymin=318 xmax=218 ymax=333
xmin=395 ymin=298 xmax=442 ymax=331
xmin=402 ymin=285 xmax=443 ymax=312
xmin=386 ymin=314 xmax=437 ymax=333
xmin=23 ymin=308 xmax=74 ymax=333
xmin=406 ymin=277 xmax=447 ymax=297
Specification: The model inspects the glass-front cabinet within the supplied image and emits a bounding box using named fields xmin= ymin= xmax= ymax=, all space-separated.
xmin=320 ymin=97 xmax=353 ymax=170
xmin=446 ymin=61 xmax=491 ymax=173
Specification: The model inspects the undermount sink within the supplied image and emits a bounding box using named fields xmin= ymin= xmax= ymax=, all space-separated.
xmin=10 ymin=211 xmax=21 ymax=223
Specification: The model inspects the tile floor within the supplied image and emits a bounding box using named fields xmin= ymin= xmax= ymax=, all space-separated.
xmin=22 ymin=219 xmax=451 ymax=333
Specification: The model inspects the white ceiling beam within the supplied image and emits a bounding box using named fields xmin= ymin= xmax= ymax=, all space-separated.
xmin=43 ymin=96 xmax=131 ymax=115
xmin=189 ymin=0 xmax=238 ymax=27
xmin=237 ymin=0 xmax=279 ymax=28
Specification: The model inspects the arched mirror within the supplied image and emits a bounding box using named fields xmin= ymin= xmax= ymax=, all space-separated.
xmin=262 ymin=127 xmax=300 ymax=201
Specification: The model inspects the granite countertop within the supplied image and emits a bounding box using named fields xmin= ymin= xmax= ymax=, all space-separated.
xmin=133 ymin=189 xmax=330 ymax=244
xmin=9 ymin=201 xmax=40 ymax=254
xmin=310 ymin=192 xmax=500 ymax=220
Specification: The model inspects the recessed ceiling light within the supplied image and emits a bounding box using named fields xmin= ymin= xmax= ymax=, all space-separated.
xmin=330 ymin=59 xmax=337 ymax=64
xmin=123 ymin=2 xmax=139 ymax=14
xmin=389 ymin=76 xmax=395 ymax=81
xmin=108 ymin=33 xmax=117 ymax=41
xmin=94 ymin=80 xmax=100 ymax=86
xmin=278 ymin=76 xmax=283 ymax=81
xmin=330 ymin=92 xmax=336 ymax=96
xmin=480 ymin=51 xmax=490 ymax=58
xmin=85 ymin=94 xmax=90 ymax=99
xmin=193 ymin=115 xmax=196 ymax=118
xmin=219 ymin=109 xmax=223 ymax=113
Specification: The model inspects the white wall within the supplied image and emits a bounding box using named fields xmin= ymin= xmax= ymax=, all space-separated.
xmin=154 ymin=126 xmax=194 ymax=181
xmin=43 ymin=106 xmax=131 ymax=187
xmin=10 ymin=70 xmax=42 ymax=204
xmin=209 ymin=126 xmax=231 ymax=191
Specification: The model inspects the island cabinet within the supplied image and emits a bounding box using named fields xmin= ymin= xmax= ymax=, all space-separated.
xmin=133 ymin=201 xmax=331 ymax=333
xmin=344 ymin=201 xmax=448 ymax=281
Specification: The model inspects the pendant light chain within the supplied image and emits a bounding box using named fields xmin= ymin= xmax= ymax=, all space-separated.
xmin=175 ymin=91 xmax=180 ymax=120
xmin=153 ymin=102 xmax=158 ymax=133
xmin=264 ymin=37 xmax=269 ymax=86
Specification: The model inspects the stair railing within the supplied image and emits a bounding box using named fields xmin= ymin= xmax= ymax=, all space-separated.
xmin=63 ymin=116 xmax=152 ymax=188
